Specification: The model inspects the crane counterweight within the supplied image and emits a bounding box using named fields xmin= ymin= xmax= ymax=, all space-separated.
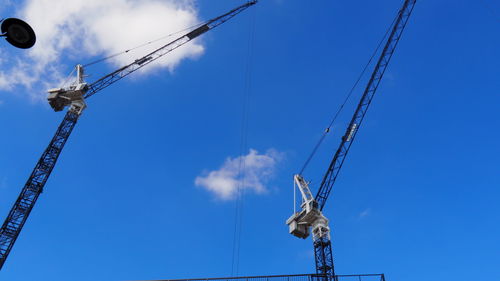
xmin=287 ymin=175 xmax=331 ymax=241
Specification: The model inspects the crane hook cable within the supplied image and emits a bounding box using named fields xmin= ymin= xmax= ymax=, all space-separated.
xmin=298 ymin=10 xmax=399 ymax=176
xmin=230 ymin=4 xmax=257 ymax=277
xmin=81 ymin=21 xmax=207 ymax=68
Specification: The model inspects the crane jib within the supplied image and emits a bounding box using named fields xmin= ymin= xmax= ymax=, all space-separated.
xmin=315 ymin=0 xmax=417 ymax=211
xmin=83 ymin=1 xmax=257 ymax=100
xmin=306 ymin=0 xmax=417 ymax=278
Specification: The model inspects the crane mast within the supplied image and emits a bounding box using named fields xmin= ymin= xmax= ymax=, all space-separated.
xmin=287 ymin=0 xmax=417 ymax=278
xmin=0 ymin=0 xmax=257 ymax=270
xmin=0 ymin=110 xmax=79 ymax=270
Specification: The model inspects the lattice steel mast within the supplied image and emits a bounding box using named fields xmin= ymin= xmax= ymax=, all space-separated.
xmin=287 ymin=0 xmax=417 ymax=278
xmin=0 ymin=0 xmax=257 ymax=270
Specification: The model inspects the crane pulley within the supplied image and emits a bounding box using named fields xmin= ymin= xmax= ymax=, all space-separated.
xmin=0 ymin=0 xmax=257 ymax=270
xmin=287 ymin=0 xmax=417 ymax=278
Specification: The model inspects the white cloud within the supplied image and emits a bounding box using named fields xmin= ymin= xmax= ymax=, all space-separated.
xmin=195 ymin=149 xmax=283 ymax=200
xmin=0 ymin=0 xmax=203 ymax=100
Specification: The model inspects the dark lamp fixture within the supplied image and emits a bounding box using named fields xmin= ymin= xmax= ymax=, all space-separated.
xmin=1 ymin=18 xmax=36 ymax=49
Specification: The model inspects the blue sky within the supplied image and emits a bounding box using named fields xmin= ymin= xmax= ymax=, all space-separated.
xmin=0 ymin=0 xmax=499 ymax=281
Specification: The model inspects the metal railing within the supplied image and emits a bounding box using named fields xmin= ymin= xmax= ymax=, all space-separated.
xmin=142 ymin=273 xmax=385 ymax=281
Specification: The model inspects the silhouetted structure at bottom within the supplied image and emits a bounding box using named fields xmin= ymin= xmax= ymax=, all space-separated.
xmin=142 ymin=273 xmax=386 ymax=281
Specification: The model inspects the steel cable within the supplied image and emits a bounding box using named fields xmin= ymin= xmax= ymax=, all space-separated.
xmin=298 ymin=11 xmax=399 ymax=175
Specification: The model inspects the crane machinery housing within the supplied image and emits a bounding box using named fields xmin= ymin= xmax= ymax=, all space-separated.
xmin=0 ymin=0 xmax=258 ymax=270
xmin=287 ymin=0 xmax=417 ymax=278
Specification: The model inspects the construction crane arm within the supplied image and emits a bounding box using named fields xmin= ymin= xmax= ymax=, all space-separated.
xmin=314 ymin=0 xmax=417 ymax=211
xmin=84 ymin=0 xmax=257 ymax=99
xmin=285 ymin=0 xmax=417 ymax=277
xmin=0 ymin=0 xmax=257 ymax=270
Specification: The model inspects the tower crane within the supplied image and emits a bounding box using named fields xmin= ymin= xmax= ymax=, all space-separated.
xmin=286 ymin=0 xmax=417 ymax=278
xmin=0 ymin=0 xmax=257 ymax=270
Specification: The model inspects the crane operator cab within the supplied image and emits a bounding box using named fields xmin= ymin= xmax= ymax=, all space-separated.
xmin=47 ymin=65 xmax=87 ymax=115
